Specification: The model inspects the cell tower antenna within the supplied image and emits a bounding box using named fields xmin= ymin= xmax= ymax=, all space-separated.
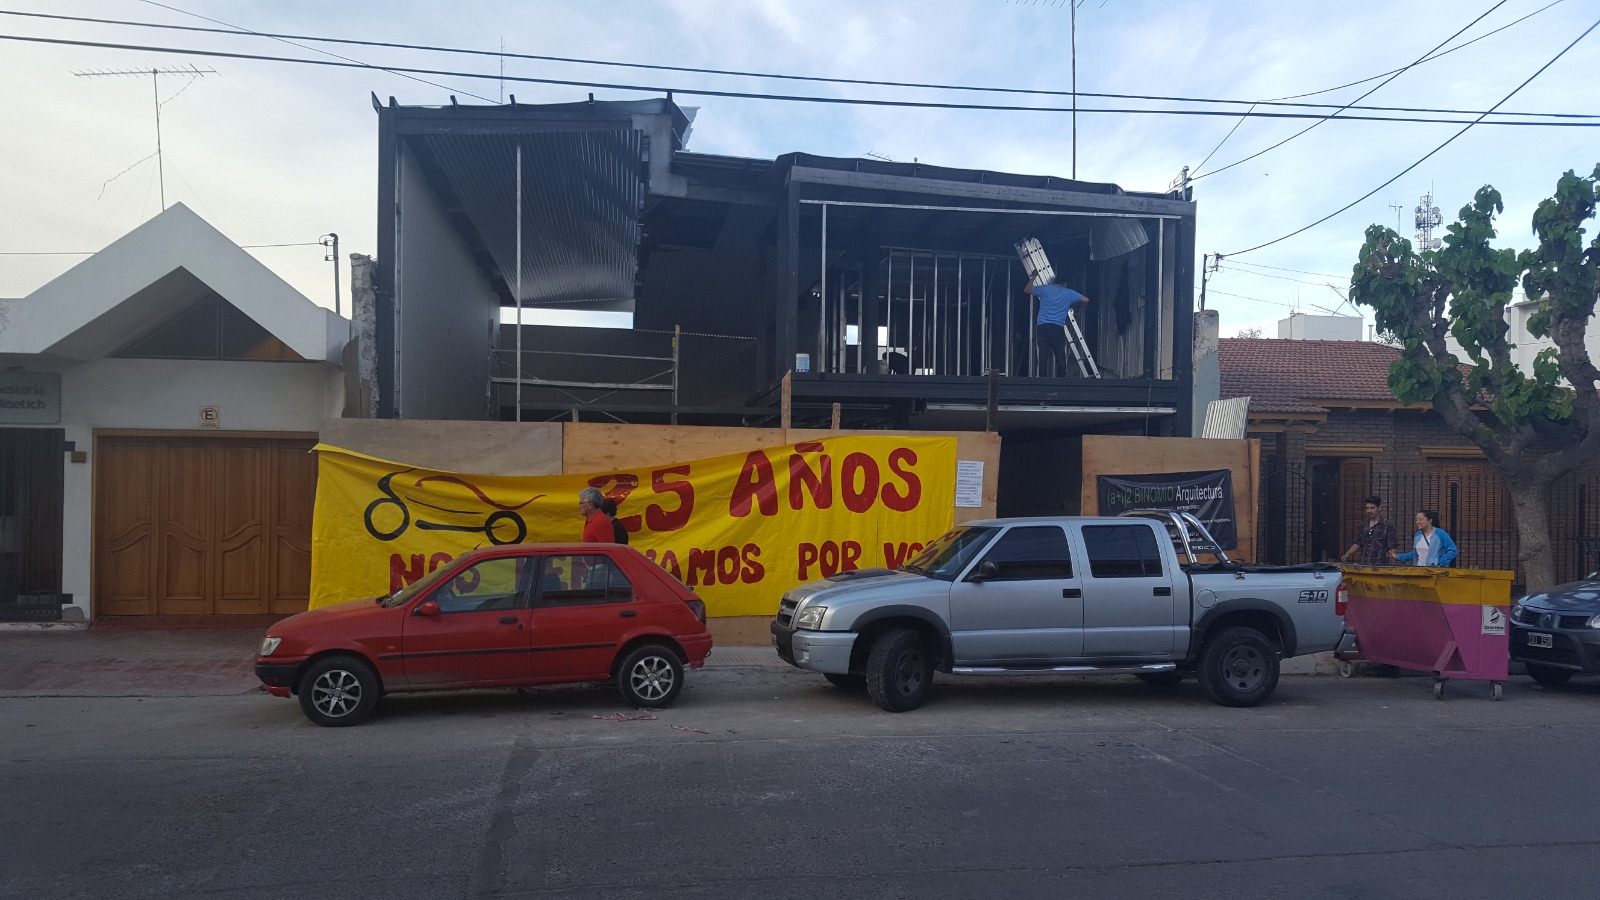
xmin=73 ymin=64 xmax=217 ymax=210
xmin=1414 ymin=189 xmax=1443 ymax=253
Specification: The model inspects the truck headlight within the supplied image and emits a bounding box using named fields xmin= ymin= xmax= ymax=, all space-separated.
xmin=1588 ymin=614 xmax=1600 ymax=629
xmin=259 ymin=636 xmax=282 ymax=657
xmin=794 ymin=605 xmax=828 ymax=630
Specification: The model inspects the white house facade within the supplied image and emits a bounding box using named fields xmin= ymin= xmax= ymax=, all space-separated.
xmin=0 ymin=204 xmax=347 ymax=622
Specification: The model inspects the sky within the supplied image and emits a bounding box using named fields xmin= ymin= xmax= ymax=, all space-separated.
xmin=1 ymin=0 xmax=1597 ymax=338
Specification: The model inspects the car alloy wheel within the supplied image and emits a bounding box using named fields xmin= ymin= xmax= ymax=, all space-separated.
xmin=616 ymin=645 xmax=685 ymax=708
xmin=311 ymin=669 xmax=365 ymax=719
xmin=297 ymin=655 xmax=380 ymax=727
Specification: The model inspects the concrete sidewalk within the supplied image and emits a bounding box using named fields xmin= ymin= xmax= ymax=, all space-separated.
xmin=0 ymin=627 xmax=788 ymax=697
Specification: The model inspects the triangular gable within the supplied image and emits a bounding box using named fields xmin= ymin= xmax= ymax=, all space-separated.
xmin=1 ymin=204 xmax=346 ymax=362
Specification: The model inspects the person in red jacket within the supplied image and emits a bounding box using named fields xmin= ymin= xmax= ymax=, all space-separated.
xmin=578 ymin=487 xmax=613 ymax=543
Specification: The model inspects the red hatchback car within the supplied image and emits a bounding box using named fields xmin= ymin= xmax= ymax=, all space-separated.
xmin=255 ymin=543 xmax=714 ymax=726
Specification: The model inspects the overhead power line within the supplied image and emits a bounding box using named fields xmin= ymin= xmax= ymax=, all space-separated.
xmin=1189 ymin=0 xmax=1566 ymax=171
xmin=1265 ymin=0 xmax=1566 ymax=102
xmin=2 ymin=32 xmax=1597 ymax=127
xmin=2 ymin=241 xmax=321 ymax=255
xmin=1224 ymin=260 xmax=1348 ymax=280
xmin=1191 ymin=0 xmax=1512 ymax=181
xmin=1224 ymin=13 xmax=1600 ymax=258
xmin=1206 ymin=288 xmax=1341 ymax=315
xmin=131 ymin=0 xmax=495 ymax=103
xmin=1 ymin=8 xmax=1595 ymax=121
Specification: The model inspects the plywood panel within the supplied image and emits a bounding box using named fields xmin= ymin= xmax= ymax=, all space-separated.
xmin=1081 ymin=435 xmax=1259 ymax=562
xmin=321 ymin=418 xmax=563 ymax=475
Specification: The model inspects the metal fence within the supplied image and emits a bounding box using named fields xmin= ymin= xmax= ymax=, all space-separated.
xmin=1256 ymin=460 xmax=1600 ymax=592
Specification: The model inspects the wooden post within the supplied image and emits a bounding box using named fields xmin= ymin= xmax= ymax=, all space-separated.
xmin=986 ymin=368 xmax=1000 ymax=432
xmin=831 ymin=402 xmax=841 ymax=430
xmin=781 ymin=369 xmax=792 ymax=431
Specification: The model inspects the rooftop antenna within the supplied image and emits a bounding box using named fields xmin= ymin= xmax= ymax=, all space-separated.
xmin=1388 ymin=202 xmax=1404 ymax=234
xmin=74 ymin=64 xmax=216 ymax=210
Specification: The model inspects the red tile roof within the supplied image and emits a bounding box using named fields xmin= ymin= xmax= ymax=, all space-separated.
xmin=1219 ymin=338 xmax=1403 ymax=414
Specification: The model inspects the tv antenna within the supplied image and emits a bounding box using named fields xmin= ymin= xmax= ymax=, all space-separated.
xmin=73 ymin=65 xmax=217 ymax=210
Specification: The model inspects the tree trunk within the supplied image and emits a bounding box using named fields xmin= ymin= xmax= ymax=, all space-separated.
xmin=1507 ymin=472 xmax=1557 ymax=593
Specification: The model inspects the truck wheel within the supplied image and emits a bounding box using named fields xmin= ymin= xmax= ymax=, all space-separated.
xmin=824 ymin=673 xmax=865 ymax=689
xmin=1196 ymin=626 xmax=1279 ymax=708
xmin=298 ymin=655 xmax=380 ymax=727
xmin=1526 ymin=663 xmax=1574 ymax=687
xmin=865 ymin=628 xmax=932 ymax=712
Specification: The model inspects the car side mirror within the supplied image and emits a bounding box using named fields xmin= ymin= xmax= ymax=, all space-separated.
xmin=971 ymin=560 xmax=1000 ymax=582
xmin=414 ymin=599 xmax=441 ymax=618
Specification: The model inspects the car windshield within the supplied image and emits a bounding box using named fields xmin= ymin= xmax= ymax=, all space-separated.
xmin=900 ymin=526 xmax=996 ymax=581
xmin=380 ymin=560 xmax=460 ymax=608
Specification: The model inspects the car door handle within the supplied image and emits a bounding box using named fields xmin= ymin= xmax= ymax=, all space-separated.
xmin=1153 ymin=587 xmax=1172 ymax=597
xmin=499 ymin=616 xmax=520 ymax=624
xmin=619 ymin=609 xmax=637 ymax=618
xmin=1062 ymin=588 xmax=1081 ymax=599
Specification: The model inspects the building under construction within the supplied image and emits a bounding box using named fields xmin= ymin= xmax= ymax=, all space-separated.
xmin=369 ymin=95 xmax=1198 ymax=513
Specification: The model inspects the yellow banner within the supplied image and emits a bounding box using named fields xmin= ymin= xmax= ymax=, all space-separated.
xmin=310 ymin=436 xmax=957 ymax=616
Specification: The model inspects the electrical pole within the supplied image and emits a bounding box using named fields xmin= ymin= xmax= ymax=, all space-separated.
xmin=321 ymin=234 xmax=341 ymax=316
xmin=1199 ymin=253 xmax=1220 ymax=311
xmin=74 ymin=64 xmax=215 ymax=211
xmin=1070 ymin=0 xmax=1077 ymax=179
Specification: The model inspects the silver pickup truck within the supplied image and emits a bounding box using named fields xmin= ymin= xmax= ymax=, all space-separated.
xmin=771 ymin=511 xmax=1349 ymax=711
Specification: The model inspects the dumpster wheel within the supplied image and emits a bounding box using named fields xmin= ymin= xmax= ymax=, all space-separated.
xmin=1433 ymin=679 xmax=1445 ymax=700
xmin=1491 ymin=681 xmax=1503 ymax=701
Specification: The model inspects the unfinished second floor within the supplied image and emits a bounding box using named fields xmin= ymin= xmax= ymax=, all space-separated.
xmin=372 ymin=96 xmax=1198 ymax=435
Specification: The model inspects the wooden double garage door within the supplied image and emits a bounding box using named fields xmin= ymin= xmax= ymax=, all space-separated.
xmin=96 ymin=435 xmax=317 ymax=617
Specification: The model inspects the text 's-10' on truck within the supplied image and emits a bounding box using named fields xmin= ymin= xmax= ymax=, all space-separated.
xmin=771 ymin=511 xmax=1349 ymax=711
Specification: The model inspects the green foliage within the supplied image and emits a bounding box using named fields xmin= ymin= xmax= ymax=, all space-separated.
xmin=1522 ymin=164 xmax=1600 ymax=325
xmin=1350 ymin=168 xmax=1600 ymax=433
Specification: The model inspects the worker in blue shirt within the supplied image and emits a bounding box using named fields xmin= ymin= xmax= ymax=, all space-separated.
xmin=1024 ymin=274 xmax=1090 ymax=377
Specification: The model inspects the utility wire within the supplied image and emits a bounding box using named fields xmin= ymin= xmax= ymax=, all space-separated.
xmin=1207 ymin=288 xmax=1341 ymax=315
xmin=1220 ymin=267 xmax=1342 ymax=289
xmin=133 ymin=0 xmax=496 ymax=103
xmin=2 ymin=8 xmax=1594 ymax=121
xmin=1225 ymin=259 xmax=1347 ymax=280
xmin=1267 ymin=0 xmax=1565 ymax=102
xmin=1191 ymin=0 xmax=1511 ymax=181
xmin=1224 ymin=13 xmax=1600 ymax=258
xmin=2 ymin=241 xmax=322 ymax=255
xmin=2 ymin=32 xmax=1595 ymax=127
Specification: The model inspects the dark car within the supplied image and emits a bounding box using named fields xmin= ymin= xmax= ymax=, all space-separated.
xmin=255 ymin=543 xmax=713 ymax=726
xmin=1510 ymin=577 xmax=1600 ymax=686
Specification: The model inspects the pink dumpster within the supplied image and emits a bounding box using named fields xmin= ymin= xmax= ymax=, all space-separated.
xmin=1337 ymin=566 xmax=1514 ymax=700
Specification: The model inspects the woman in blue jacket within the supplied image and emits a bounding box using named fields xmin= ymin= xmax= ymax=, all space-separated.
xmin=1391 ymin=510 xmax=1459 ymax=567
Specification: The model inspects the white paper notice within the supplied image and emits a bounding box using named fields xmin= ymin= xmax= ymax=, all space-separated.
xmin=955 ymin=460 xmax=984 ymax=508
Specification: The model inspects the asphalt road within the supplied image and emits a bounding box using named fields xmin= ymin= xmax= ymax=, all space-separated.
xmin=4 ymin=661 xmax=1599 ymax=899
